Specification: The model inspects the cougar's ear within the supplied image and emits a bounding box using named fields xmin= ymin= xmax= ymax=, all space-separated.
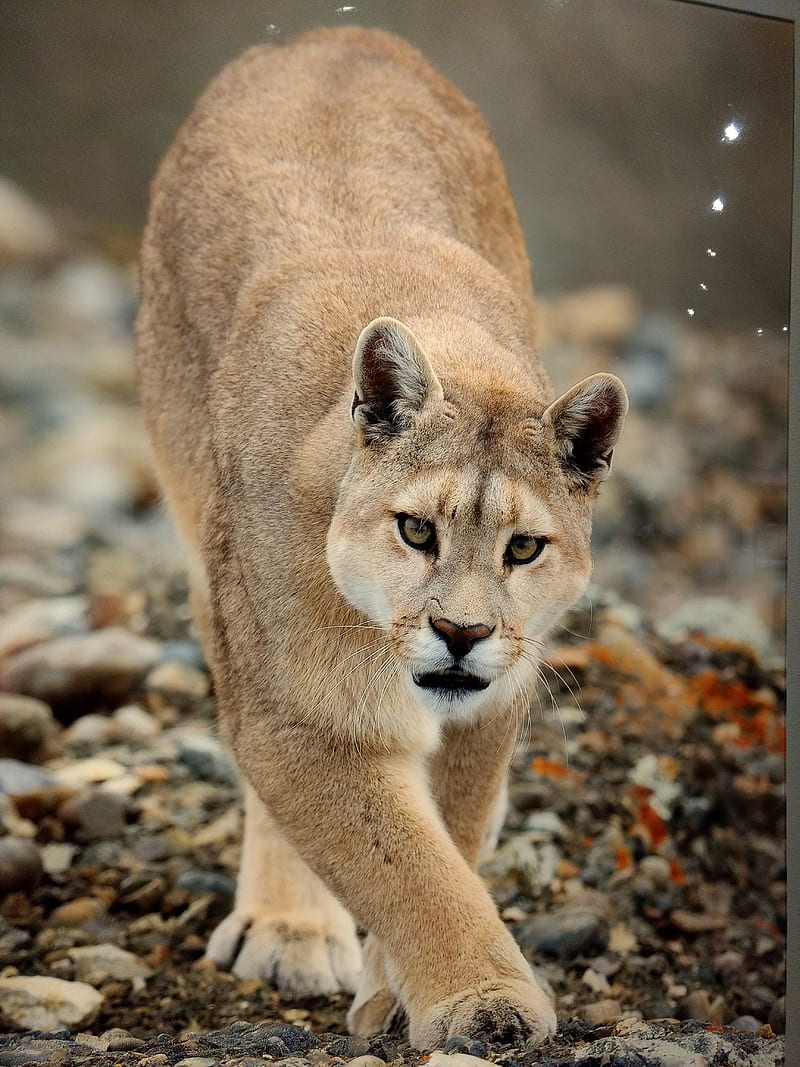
xmin=351 ymin=317 xmax=444 ymax=442
xmin=542 ymin=373 xmax=628 ymax=487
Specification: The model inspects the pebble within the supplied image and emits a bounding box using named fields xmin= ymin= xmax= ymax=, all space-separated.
xmin=58 ymin=788 xmax=129 ymax=839
xmin=730 ymin=1014 xmax=763 ymax=1032
xmin=177 ymin=736 xmax=237 ymax=785
xmin=0 ymin=627 xmax=162 ymax=715
xmin=69 ymin=944 xmax=153 ymax=990
xmin=49 ymin=897 xmax=101 ymax=925
xmin=0 ymin=838 xmax=43 ymax=894
xmin=51 ymin=757 xmax=127 ymax=788
xmin=0 ymin=975 xmax=103 ymax=1031
xmin=146 ymin=660 xmax=210 ymax=703
xmin=0 ymin=759 xmax=56 ymax=797
xmin=0 ymin=596 xmax=88 ymax=660
xmin=519 ymin=901 xmax=609 ymax=959
xmin=581 ymin=998 xmax=623 ymax=1024
xmin=0 ymin=694 xmax=59 ymax=764
xmin=111 ymin=703 xmax=161 ymax=741
xmin=427 ymin=1054 xmax=494 ymax=1067
xmin=101 ymin=1028 xmax=146 ymax=1051
xmin=0 ymin=795 xmax=36 ymax=838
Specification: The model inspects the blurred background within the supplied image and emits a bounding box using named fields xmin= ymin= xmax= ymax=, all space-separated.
xmin=0 ymin=0 xmax=792 ymax=650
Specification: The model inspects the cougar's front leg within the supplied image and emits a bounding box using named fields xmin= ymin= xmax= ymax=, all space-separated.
xmin=206 ymin=785 xmax=362 ymax=994
xmin=348 ymin=711 xmax=523 ymax=1037
xmin=233 ymin=721 xmax=556 ymax=1050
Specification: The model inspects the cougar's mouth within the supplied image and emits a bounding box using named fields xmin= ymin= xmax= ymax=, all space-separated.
xmin=413 ymin=667 xmax=491 ymax=693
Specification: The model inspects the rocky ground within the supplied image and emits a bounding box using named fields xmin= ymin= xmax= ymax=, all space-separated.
xmin=0 ymin=184 xmax=787 ymax=1065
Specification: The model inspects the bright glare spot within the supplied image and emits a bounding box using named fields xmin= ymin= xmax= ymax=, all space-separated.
xmin=756 ymin=328 xmax=764 ymax=336
xmin=723 ymin=122 xmax=742 ymax=142
xmin=336 ymin=4 xmax=357 ymax=11
xmin=699 ymin=283 xmax=708 ymax=291
xmin=687 ymin=308 xmax=695 ymax=317
xmin=783 ymin=326 xmax=789 ymax=332
xmin=706 ymin=248 xmax=717 ymax=257
xmin=264 ymin=23 xmax=280 ymax=35
xmin=712 ymin=197 xmax=725 ymax=212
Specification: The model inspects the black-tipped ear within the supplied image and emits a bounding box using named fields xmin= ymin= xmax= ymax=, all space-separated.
xmin=543 ymin=373 xmax=628 ymax=487
xmin=351 ymin=317 xmax=443 ymax=442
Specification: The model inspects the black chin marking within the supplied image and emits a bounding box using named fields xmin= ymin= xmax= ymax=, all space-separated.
xmin=414 ymin=668 xmax=490 ymax=694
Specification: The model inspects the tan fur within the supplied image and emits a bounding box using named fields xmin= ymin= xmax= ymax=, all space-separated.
xmin=136 ymin=27 xmax=627 ymax=1049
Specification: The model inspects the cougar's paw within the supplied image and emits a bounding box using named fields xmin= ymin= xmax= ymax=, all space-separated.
xmin=205 ymin=910 xmax=362 ymax=995
xmin=410 ymin=979 xmax=557 ymax=1050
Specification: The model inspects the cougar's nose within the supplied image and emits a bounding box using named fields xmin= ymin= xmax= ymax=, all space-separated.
xmin=430 ymin=617 xmax=493 ymax=659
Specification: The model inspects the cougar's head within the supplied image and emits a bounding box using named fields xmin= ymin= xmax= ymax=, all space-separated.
xmin=327 ymin=317 xmax=627 ymax=719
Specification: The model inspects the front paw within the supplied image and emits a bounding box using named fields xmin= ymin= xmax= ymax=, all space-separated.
xmin=410 ymin=978 xmax=557 ymax=1050
xmin=205 ymin=908 xmax=362 ymax=996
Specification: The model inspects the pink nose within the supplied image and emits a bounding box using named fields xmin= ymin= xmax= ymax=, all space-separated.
xmin=430 ymin=617 xmax=492 ymax=659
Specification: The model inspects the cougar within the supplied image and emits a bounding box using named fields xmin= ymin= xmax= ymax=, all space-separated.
xmin=136 ymin=26 xmax=627 ymax=1049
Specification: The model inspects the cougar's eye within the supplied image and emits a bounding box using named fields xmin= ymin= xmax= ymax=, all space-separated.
xmin=397 ymin=514 xmax=437 ymax=552
xmin=506 ymin=534 xmax=547 ymax=566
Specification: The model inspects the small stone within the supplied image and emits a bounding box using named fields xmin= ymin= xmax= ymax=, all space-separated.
xmin=0 ymin=759 xmax=56 ymax=796
xmin=49 ymin=897 xmax=102 ymax=925
xmin=519 ymin=901 xmax=609 ymax=959
xmin=730 ymin=1014 xmax=763 ymax=1032
xmin=111 ymin=703 xmax=161 ymax=741
xmin=0 ymin=694 xmax=59 ymax=763
xmin=102 ymin=1028 xmax=146 ymax=1051
xmin=0 ymin=627 xmax=162 ymax=717
xmin=177 ymin=736 xmax=237 ymax=784
xmin=39 ymin=842 xmax=78 ymax=875
xmin=174 ymin=1059 xmax=220 ymax=1067
xmin=346 ymin=1059 xmax=388 ymax=1067
xmin=442 ymin=1036 xmax=471 ymax=1053
xmin=0 ymin=596 xmax=89 ymax=660
xmin=59 ymin=788 xmax=129 ymax=839
xmin=0 ymin=975 xmax=103 ymax=1031
xmin=63 ymin=714 xmax=112 ymax=748
xmin=426 ymin=1054 xmax=494 ymax=1067
xmin=0 ymin=837 xmax=43 ymax=894
xmin=146 ymin=660 xmax=210 ymax=703
xmin=175 ymin=870 xmax=235 ymax=897
xmin=69 ymin=944 xmax=152 ymax=990
xmin=581 ymin=998 xmax=623 ymax=1024
xmin=52 ymin=757 xmax=127 ymax=788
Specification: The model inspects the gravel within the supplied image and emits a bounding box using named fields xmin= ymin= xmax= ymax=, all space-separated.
xmin=0 ymin=205 xmax=786 ymax=1064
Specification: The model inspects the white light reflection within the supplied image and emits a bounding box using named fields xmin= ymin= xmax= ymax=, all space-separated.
xmin=722 ymin=122 xmax=742 ymax=142
xmin=711 ymin=197 xmax=725 ymax=212
xmin=336 ymin=5 xmax=357 ymax=11
xmin=265 ymin=23 xmax=280 ymax=36
xmin=687 ymin=308 xmax=695 ymax=317
xmin=756 ymin=328 xmax=764 ymax=336
xmin=783 ymin=326 xmax=789 ymax=333
xmin=706 ymin=248 xmax=717 ymax=257
xmin=699 ymin=283 xmax=708 ymax=291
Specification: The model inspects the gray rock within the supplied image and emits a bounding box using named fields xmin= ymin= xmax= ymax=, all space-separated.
xmin=177 ymin=736 xmax=236 ymax=784
xmin=0 ymin=627 xmax=161 ymax=715
xmin=0 ymin=695 xmax=58 ymax=763
xmin=0 ymin=759 xmax=56 ymax=796
xmin=69 ymin=944 xmax=152 ymax=989
xmin=519 ymin=901 xmax=609 ymax=959
xmin=0 ymin=838 xmax=43 ymax=894
xmin=0 ymin=975 xmax=103 ymax=1031
xmin=61 ymin=788 xmax=129 ymax=839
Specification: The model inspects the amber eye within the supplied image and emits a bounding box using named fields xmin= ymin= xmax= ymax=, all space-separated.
xmin=506 ymin=534 xmax=547 ymax=566
xmin=397 ymin=514 xmax=437 ymax=552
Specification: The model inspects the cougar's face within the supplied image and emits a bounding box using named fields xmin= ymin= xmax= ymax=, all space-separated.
xmin=327 ymin=445 xmax=593 ymax=720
